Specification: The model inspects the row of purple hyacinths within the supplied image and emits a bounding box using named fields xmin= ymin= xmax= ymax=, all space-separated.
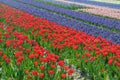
xmin=0 ymin=0 xmax=120 ymax=44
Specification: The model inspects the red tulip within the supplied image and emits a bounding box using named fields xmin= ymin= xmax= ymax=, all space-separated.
xmin=48 ymin=70 xmax=54 ymax=75
xmin=50 ymin=64 xmax=56 ymax=69
xmin=34 ymin=61 xmax=38 ymax=66
xmin=32 ymin=71 xmax=38 ymax=76
xmin=40 ymin=66 xmax=45 ymax=71
xmin=85 ymin=52 xmax=91 ymax=57
xmin=58 ymin=60 xmax=64 ymax=67
xmin=61 ymin=74 xmax=66 ymax=78
xmin=0 ymin=51 xmax=2 ymax=56
xmin=108 ymin=59 xmax=113 ymax=65
xmin=5 ymin=58 xmax=10 ymax=63
xmin=39 ymin=73 xmax=44 ymax=78
xmin=68 ymin=69 xmax=74 ymax=76
xmin=27 ymin=75 xmax=31 ymax=79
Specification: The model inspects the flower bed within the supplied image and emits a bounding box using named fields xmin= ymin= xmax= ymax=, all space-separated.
xmin=0 ymin=3 xmax=120 ymax=80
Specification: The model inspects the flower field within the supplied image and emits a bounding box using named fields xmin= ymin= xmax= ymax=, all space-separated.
xmin=0 ymin=0 xmax=120 ymax=80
